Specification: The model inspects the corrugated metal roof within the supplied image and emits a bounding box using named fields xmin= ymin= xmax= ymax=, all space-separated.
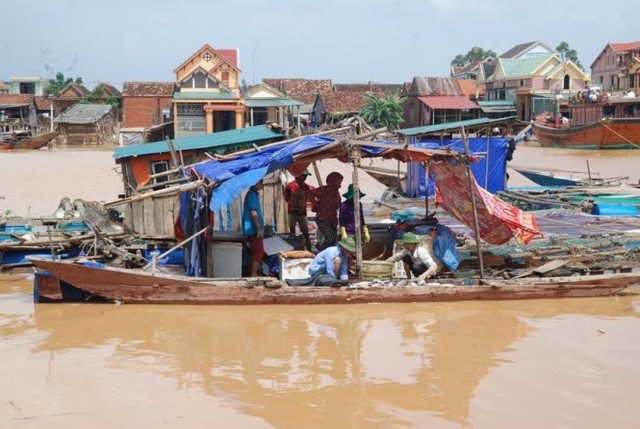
xmin=418 ymin=96 xmax=480 ymax=110
xmin=243 ymin=98 xmax=302 ymax=107
xmin=113 ymin=125 xmax=284 ymax=159
xmin=398 ymin=117 xmax=516 ymax=136
xmin=477 ymin=101 xmax=516 ymax=113
xmin=54 ymin=104 xmax=113 ymax=124
xmin=173 ymin=92 xmax=237 ymax=100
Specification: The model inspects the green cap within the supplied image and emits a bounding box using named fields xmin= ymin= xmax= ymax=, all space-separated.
xmin=338 ymin=236 xmax=356 ymax=252
xmin=400 ymin=232 xmax=420 ymax=244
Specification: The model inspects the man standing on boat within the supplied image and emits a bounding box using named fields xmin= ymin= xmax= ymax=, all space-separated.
xmin=386 ymin=231 xmax=442 ymax=280
xmin=310 ymin=172 xmax=343 ymax=251
xmin=243 ymin=179 xmax=265 ymax=277
xmin=284 ymin=170 xmax=313 ymax=251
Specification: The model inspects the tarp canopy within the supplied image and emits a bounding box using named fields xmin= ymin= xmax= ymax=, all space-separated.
xmin=408 ymin=137 xmax=509 ymax=196
xmin=189 ymin=133 xmax=539 ymax=244
xmin=432 ymin=161 xmax=540 ymax=244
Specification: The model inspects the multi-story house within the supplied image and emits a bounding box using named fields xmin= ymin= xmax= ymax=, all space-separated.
xmin=590 ymin=41 xmax=640 ymax=92
xmin=482 ymin=42 xmax=588 ymax=121
xmin=172 ymin=44 xmax=244 ymax=137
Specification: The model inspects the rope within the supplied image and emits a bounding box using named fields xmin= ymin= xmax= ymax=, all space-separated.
xmin=599 ymin=119 xmax=640 ymax=149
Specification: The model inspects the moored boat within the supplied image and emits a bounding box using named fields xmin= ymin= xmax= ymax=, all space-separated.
xmin=531 ymin=94 xmax=640 ymax=150
xmin=31 ymin=258 xmax=639 ymax=305
xmin=532 ymin=118 xmax=640 ymax=150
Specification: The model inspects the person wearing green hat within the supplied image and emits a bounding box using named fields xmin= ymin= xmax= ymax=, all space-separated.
xmin=307 ymin=236 xmax=356 ymax=282
xmin=284 ymin=169 xmax=313 ymax=251
xmin=386 ymin=231 xmax=442 ymax=280
xmin=339 ymin=184 xmax=370 ymax=243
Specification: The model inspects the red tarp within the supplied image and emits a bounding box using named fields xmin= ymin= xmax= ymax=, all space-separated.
xmin=432 ymin=160 xmax=540 ymax=244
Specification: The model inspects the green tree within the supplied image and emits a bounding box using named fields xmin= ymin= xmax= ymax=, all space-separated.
xmin=359 ymin=94 xmax=404 ymax=130
xmin=556 ymin=41 xmax=583 ymax=70
xmin=44 ymin=72 xmax=83 ymax=96
xmin=451 ymin=47 xmax=497 ymax=67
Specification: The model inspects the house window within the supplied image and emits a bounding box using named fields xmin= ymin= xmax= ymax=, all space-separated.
xmin=177 ymin=103 xmax=205 ymax=133
xmin=252 ymin=107 xmax=268 ymax=125
xmin=19 ymin=82 xmax=36 ymax=94
xmin=563 ymin=74 xmax=570 ymax=90
xmin=151 ymin=161 xmax=170 ymax=184
xmin=221 ymin=71 xmax=230 ymax=86
xmin=498 ymin=89 xmax=505 ymax=100
xmin=520 ymin=79 xmax=524 ymax=86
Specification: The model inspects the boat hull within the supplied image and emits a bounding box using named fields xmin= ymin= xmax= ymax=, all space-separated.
xmin=31 ymin=259 xmax=637 ymax=305
xmin=532 ymin=118 xmax=640 ymax=149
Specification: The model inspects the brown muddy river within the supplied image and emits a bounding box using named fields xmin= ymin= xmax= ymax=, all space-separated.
xmin=1 ymin=144 xmax=640 ymax=428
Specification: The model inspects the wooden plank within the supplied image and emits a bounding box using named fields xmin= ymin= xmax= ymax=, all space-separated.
xmin=162 ymin=195 xmax=176 ymax=237
xmin=262 ymin=185 xmax=275 ymax=228
xmin=533 ymin=259 xmax=568 ymax=274
xmin=131 ymin=201 xmax=144 ymax=234
xmin=124 ymin=203 xmax=134 ymax=231
xmin=154 ymin=198 xmax=166 ymax=236
xmin=143 ymin=198 xmax=156 ymax=234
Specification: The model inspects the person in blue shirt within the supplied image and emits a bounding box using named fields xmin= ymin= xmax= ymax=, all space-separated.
xmin=308 ymin=236 xmax=356 ymax=282
xmin=242 ymin=179 xmax=265 ymax=277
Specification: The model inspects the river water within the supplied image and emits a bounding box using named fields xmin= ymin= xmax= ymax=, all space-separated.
xmin=1 ymin=144 xmax=640 ymax=428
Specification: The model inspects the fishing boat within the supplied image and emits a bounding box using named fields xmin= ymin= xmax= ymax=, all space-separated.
xmin=30 ymin=258 xmax=639 ymax=305
xmin=512 ymin=166 xmax=628 ymax=188
xmin=531 ymin=94 xmax=640 ymax=150
xmin=0 ymin=131 xmax=58 ymax=150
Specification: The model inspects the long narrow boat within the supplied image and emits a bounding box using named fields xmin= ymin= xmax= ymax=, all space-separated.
xmin=31 ymin=259 xmax=639 ymax=305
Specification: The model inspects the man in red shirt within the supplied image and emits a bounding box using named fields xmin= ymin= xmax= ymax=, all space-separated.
xmin=284 ymin=170 xmax=313 ymax=251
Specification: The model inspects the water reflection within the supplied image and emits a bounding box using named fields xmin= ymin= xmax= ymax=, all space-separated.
xmin=0 ymin=293 xmax=634 ymax=428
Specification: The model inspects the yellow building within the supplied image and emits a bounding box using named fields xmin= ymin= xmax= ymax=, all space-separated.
xmin=173 ymin=44 xmax=244 ymax=137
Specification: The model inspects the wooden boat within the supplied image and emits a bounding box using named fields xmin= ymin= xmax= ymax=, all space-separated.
xmin=11 ymin=131 xmax=58 ymax=150
xmin=31 ymin=258 xmax=639 ymax=305
xmin=531 ymin=95 xmax=640 ymax=150
xmin=532 ymin=118 xmax=640 ymax=149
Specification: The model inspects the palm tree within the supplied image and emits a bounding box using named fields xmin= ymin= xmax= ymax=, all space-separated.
xmin=359 ymin=94 xmax=404 ymax=130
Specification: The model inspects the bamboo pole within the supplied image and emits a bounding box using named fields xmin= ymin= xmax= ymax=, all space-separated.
xmin=105 ymin=180 xmax=205 ymax=208
xmin=462 ymin=126 xmax=485 ymax=279
xmin=351 ymin=143 xmax=363 ymax=278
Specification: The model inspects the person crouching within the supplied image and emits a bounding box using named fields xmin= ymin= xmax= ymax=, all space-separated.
xmin=386 ymin=231 xmax=443 ymax=280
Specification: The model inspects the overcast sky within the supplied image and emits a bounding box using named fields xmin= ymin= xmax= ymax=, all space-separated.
xmin=2 ymin=0 xmax=638 ymax=89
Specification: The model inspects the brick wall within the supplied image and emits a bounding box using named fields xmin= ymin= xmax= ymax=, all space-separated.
xmin=123 ymin=96 xmax=172 ymax=128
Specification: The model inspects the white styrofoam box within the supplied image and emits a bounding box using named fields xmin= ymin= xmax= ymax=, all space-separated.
xmin=279 ymin=257 xmax=313 ymax=281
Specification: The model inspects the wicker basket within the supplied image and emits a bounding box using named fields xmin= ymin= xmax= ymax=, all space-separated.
xmin=361 ymin=260 xmax=394 ymax=280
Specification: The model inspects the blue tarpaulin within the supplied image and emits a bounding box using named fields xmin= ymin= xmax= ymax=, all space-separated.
xmin=407 ymin=137 xmax=508 ymax=197
xmin=193 ymin=135 xmax=337 ymax=215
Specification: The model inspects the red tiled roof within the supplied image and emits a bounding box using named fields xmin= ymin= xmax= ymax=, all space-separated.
xmin=123 ymin=82 xmax=176 ymax=97
xmin=418 ymin=96 xmax=479 ymax=110
xmin=95 ymin=82 xmax=122 ymax=98
xmin=0 ymin=93 xmax=33 ymax=105
xmin=610 ymin=41 xmax=640 ymax=53
xmin=319 ymin=91 xmax=369 ymax=114
xmin=173 ymin=44 xmax=240 ymax=73
xmin=34 ymin=96 xmax=51 ymax=110
xmin=263 ymin=78 xmax=333 ymax=104
xmin=218 ymin=49 xmax=239 ymax=68
xmin=56 ymin=83 xmax=90 ymax=98
xmin=457 ymin=79 xmax=477 ymax=97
